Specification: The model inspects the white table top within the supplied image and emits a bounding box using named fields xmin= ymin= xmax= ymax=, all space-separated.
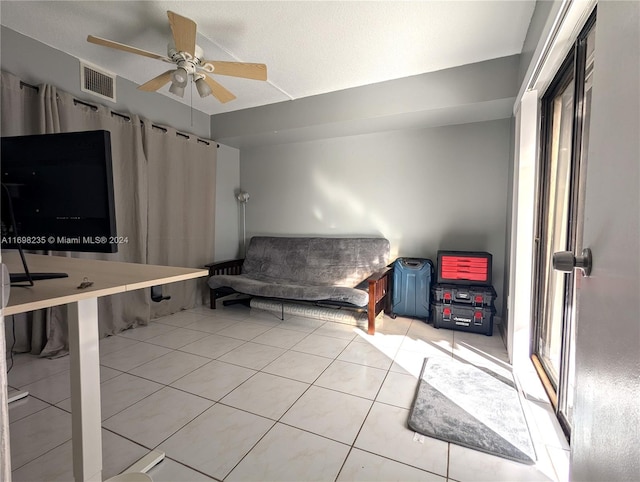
xmin=3 ymin=252 xmax=208 ymax=316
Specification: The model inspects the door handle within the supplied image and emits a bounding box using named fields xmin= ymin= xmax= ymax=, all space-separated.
xmin=552 ymin=248 xmax=592 ymax=276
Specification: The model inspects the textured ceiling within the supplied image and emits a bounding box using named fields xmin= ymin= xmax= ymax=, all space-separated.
xmin=0 ymin=1 xmax=536 ymax=115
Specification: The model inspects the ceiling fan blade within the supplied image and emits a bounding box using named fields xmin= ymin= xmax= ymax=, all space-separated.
xmin=87 ymin=35 xmax=171 ymax=62
xmin=202 ymin=74 xmax=236 ymax=103
xmin=167 ymin=10 xmax=196 ymax=57
xmin=202 ymin=61 xmax=268 ymax=81
xmin=138 ymin=70 xmax=174 ymax=92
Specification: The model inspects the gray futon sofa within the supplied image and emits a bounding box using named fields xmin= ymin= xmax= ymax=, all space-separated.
xmin=206 ymin=236 xmax=394 ymax=334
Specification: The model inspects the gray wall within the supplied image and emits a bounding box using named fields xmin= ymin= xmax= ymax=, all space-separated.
xmin=214 ymin=144 xmax=241 ymax=261
xmin=0 ymin=26 xmax=211 ymax=139
xmin=212 ymin=55 xmax=519 ymax=149
xmin=1 ymin=25 xmax=241 ymax=265
xmin=240 ymin=119 xmax=511 ymax=318
xmin=518 ymin=0 xmax=559 ymax=88
xmin=1 ymin=23 xmax=514 ymax=321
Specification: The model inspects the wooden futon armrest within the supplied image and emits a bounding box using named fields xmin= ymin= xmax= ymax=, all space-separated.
xmin=205 ymin=258 xmax=245 ymax=276
xmin=366 ymin=266 xmax=394 ymax=335
xmin=366 ymin=266 xmax=392 ymax=283
xmin=205 ymin=259 xmax=245 ymax=309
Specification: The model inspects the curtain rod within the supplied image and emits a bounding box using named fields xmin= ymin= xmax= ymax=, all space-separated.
xmin=14 ymin=74 xmax=219 ymax=148
xmin=70 ymin=98 xmax=213 ymax=146
xmin=20 ymin=81 xmax=39 ymax=92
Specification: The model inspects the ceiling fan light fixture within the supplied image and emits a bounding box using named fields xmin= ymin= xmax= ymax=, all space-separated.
xmin=171 ymin=67 xmax=189 ymax=86
xmin=168 ymin=81 xmax=185 ymax=98
xmin=195 ymin=76 xmax=212 ymax=98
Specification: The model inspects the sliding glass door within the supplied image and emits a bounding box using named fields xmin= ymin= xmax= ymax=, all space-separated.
xmin=533 ymin=13 xmax=595 ymax=437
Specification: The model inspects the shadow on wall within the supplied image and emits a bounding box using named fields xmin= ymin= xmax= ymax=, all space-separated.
xmin=437 ymin=230 xmax=490 ymax=253
xmin=311 ymin=168 xmax=388 ymax=227
xmin=311 ymin=168 xmax=401 ymax=257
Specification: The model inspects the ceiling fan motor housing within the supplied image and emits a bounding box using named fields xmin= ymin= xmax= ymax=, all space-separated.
xmin=168 ymin=43 xmax=206 ymax=75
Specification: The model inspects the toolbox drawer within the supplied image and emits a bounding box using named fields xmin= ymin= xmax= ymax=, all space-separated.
xmin=436 ymin=250 xmax=492 ymax=285
xmin=432 ymin=284 xmax=496 ymax=306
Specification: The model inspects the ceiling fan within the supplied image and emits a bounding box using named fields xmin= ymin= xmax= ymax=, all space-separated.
xmin=87 ymin=10 xmax=267 ymax=103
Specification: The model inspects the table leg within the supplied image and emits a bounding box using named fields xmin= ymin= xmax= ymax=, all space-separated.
xmin=68 ymin=298 xmax=103 ymax=482
xmin=8 ymin=389 xmax=29 ymax=403
xmin=0 ymin=313 xmax=12 ymax=482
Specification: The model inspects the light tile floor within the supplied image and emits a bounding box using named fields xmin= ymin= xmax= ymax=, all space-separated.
xmin=7 ymin=304 xmax=569 ymax=481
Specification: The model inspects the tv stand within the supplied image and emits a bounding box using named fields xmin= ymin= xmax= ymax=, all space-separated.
xmin=10 ymin=272 xmax=68 ymax=283
xmin=3 ymin=239 xmax=69 ymax=286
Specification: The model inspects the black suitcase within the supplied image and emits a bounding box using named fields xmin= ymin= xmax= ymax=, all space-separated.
xmin=431 ymin=302 xmax=494 ymax=336
xmin=432 ymin=284 xmax=496 ymax=307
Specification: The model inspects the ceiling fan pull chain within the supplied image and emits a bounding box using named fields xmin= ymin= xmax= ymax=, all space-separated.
xmin=190 ymin=80 xmax=194 ymax=127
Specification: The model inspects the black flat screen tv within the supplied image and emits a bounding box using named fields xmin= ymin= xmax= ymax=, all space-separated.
xmin=1 ymin=130 xmax=118 ymax=282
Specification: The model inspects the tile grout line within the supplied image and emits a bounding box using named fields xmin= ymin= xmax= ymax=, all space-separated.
xmin=334 ymin=316 xmax=449 ymax=481
xmin=209 ymin=311 xmax=392 ymax=480
xmin=8 ymin=403 xmax=73 ymax=472
xmin=11 ymin=311 xmax=353 ymax=480
xmin=100 ymin=424 xmax=223 ymax=481
xmin=215 ymin=314 xmax=402 ymax=481
xmin=12 ymin=308 xmax=520 ymax=481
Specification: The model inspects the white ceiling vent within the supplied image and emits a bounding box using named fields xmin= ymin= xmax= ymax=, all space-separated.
xmin=80 ymin=61 xmax=116 ymax=102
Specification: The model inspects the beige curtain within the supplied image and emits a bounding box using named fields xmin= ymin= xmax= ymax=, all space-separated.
xmin=0 ymin=74 xmax=46 ymax=353
xmin=144 ymin=124 xmax=216 ymax=318
xmin=0 ymin=73 xmax=41 ymax=136
xmin=41 ymin=90 xmax=150 ymax=356
xmin=1 ymin=71 xmax=217 ymax=356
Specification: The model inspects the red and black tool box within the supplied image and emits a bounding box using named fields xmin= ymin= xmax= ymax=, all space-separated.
xmin=436 ymin=250 xmax=492 ymax=285
xmin=431 ymin=302 xmax=494 ymax=336
xmin=432 ymin=284 xmax=496 ymax=307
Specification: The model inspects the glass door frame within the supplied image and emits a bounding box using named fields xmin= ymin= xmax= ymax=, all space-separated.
xmin=532 ymin=10 xmax=596 ymax=440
